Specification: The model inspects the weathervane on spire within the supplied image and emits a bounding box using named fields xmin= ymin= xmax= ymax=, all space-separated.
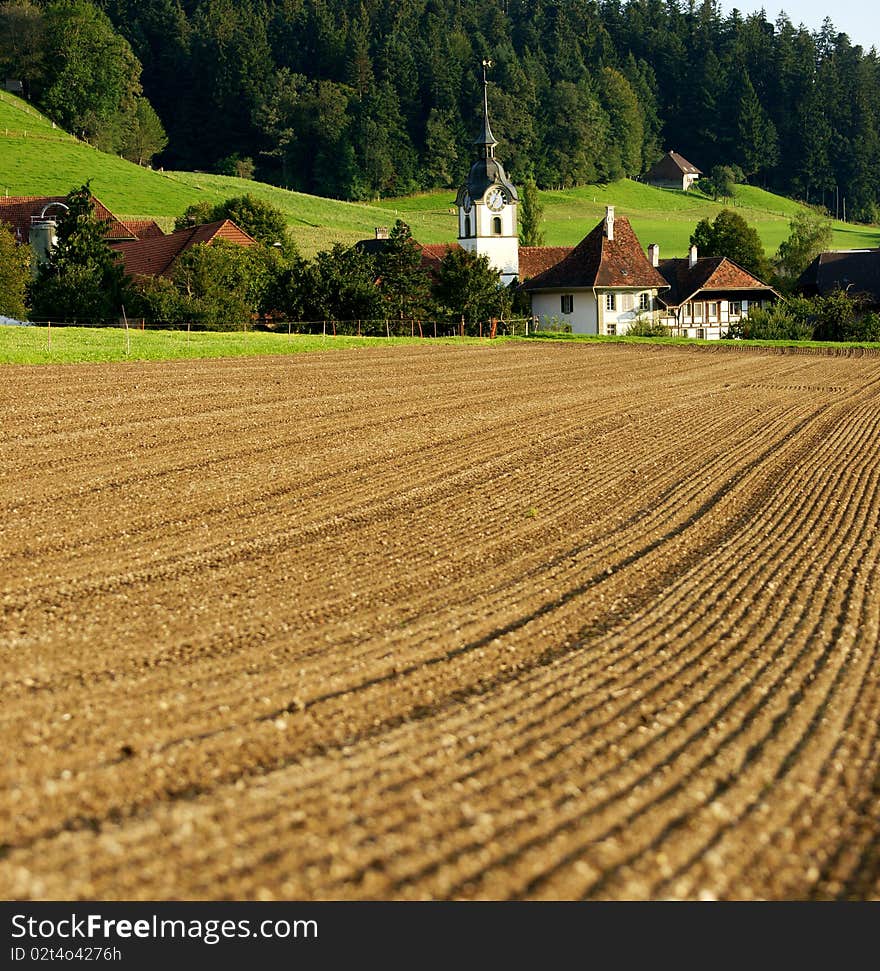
xmin=475 ymin=58 xmax=497 ymax=154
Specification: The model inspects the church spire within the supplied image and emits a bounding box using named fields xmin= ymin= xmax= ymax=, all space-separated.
xmin=474 ymin=58 xmax=497 ymax=158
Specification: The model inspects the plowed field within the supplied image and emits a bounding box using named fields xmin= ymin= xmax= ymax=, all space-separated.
xmin=2 ymin=342 xmax=879 ymax=900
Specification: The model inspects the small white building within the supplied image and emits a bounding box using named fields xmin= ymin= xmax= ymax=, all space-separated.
xmin=523 ymin=207 xmax=669 ymax=335
xmin=644 ymin=151 xmax=703 ymax=191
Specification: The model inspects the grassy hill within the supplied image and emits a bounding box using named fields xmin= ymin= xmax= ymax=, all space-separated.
xmin=3 ymin=90 xmax=879 ymax=258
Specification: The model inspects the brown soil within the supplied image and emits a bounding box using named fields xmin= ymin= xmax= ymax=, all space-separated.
xmin=1 ymin=342 xmax=879 ymax=900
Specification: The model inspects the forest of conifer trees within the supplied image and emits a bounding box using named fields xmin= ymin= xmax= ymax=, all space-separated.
xmin=2 ymin=0 xmax=879 ymax=221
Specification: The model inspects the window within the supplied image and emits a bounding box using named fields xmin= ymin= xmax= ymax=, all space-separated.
xmin=606 ymin=324 xmax=616 ymax=336
xmin=621 ymin=293 xmax=634 ymax=312
xmin=464 ymin=215 xmax=471 ymax=238
xmin=639 ymin=292 xmax=651 ymax=311
xmin=697 ymin=327 xmax=705 ymax=339
xmin=708 ymin=302 xmax=718 ymax=320
xmin=561 ymin=294 xmax=574 ymax=314
xmin=692 ymin=301 xmax=704 ymax=321
xmin=730 ymin=301 xmax=742 ymax=317
xmin=605 ymin=293 xmax=616 ymax=311
xmin=492 ymin=216 xmax=502 ymax=235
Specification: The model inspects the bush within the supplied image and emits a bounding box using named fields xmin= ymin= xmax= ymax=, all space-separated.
xmin=726 ymin=303 xmax=815 ymax=341
xmin=626 ymin=314 xmax=670 ymax=337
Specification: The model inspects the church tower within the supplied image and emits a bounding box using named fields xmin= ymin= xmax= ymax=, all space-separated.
xmin=456 ymin=60 xmax=519 ymax=284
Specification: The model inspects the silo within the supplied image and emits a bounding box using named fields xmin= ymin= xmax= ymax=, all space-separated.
xmin=29 ymin=219 xmax=58 ymax=267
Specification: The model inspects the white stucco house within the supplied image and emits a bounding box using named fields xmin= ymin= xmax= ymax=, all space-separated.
xmin=522 ymin=207 xmax=670 ymax=335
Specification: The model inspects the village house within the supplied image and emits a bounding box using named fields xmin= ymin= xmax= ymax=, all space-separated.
xmin=110 ymin=220 xmax=257 ymax=278
xmin=797 ymin=249 xmax=880 ymax=309
xmin=0 ymin=193 xmax=158 ymax=262
xmin=0 ymin=193 xmax=256 ymax=280
xmin=522 ymin=207 xmax=669 ymax=335
xmin=651 ymin=244 xmax=780 ymax=339
xmin=644 ymin=151 xmax=702 ymax=191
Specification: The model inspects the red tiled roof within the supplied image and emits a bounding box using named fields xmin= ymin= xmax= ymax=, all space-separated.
xmin=419 ymin=242 xmax=460 ymax=266
xmin=518 ymin=246 xmax=572 ymax=279
xmin=657 ymin=256 xmax=778 ymax=307
xmin=523 ymin=215 xmax=669 ymax=291
xmin=110 ymin=219 xmax=257 ymax=278
xmin=121 ymin=218 xmax=165 ymax=240
xmin=0 ymin=195 xmax=136 ymax=245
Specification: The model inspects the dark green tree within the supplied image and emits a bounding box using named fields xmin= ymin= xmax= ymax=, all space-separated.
xmin=735 ymin=74 xmax=779 ymax=181
xmin=118 ymin=96 xmax=168 ymax=165
xmin=377 ymin=220 xmax=432 ymax=320
xmin=434 ymin=248 xmax=504 ymax=325
xmin=41 ymin=1 xmax=143 ymax=145
xmin=690 ymin=209 xmax=771 ymax=279
xmin=293 ymin=244 xmax=381 ymax=322
xmin=0 ymin=223 xmax=31 ymax=319
xmin=697 ymin=165 xmax=740 ymax=202
xmin=174 ymin=195 xmax=288 ymax=248
xmin=29 ymin=183 xmax=130 ymax=322
xmin=519 ymin=180 xmax=545 ymax=246
xmin=0 ymin=0 xmax=46 ymax=101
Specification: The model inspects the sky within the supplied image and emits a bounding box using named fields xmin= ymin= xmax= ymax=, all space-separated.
xmin=718 ymin=1 xmax=880 ymax=52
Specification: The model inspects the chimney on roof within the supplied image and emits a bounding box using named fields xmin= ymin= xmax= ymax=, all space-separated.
xmin=605 ymin=206 xmax=615 ymax=241
xmin=375 ymin=226 xmax=389 ymax=239
xmin=689 ymin=244 xmax=698 ymax=269
xmin=648 ymin=243 xmax=659 ymax=267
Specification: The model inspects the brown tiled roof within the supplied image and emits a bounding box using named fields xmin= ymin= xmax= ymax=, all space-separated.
xmin=797 ymin=250 xmax=880 ymax=305
xmin=110 ymin=219 xmax=257 ymax=278
xmin=657 ymin=256 xmax=778 ymax=307
xmin=645 ymin=151 xmax=702 ymax=181
xmin=121 ymin=218 xmax=165 ymax=240
xmin=523 ymin=216 xmax=668 ymax=291
xmin=419 ymin=242 xmax=461 ymax=267
xmin=0 ymin=195 xmax=136 ymax=245
xmin=519 ymin=246 xmax=572 ymax=279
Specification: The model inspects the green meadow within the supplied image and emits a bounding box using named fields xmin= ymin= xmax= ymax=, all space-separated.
xmin=3 ymin=325 xmax=878 ymax=367
xmin=2 ymin=90 xmax=879 ymax=257
xmin=0 ymin=324 xmax=470 ymax=365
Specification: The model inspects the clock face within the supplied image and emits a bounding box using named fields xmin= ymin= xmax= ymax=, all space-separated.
xmin=486 ymin=187 xmax=506 ymax=212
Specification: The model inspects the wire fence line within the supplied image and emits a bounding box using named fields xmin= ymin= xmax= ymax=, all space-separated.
xmin=21 ymin=316 xmax=553 ymax=339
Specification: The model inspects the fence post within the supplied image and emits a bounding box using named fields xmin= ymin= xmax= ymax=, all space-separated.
xmin=385 ymin=319 xmax=390 ymax=339
xmin=47 ymin=320 xmax=51 ymax=351
xmin=433 ymin=320 xmax=437 ymax=339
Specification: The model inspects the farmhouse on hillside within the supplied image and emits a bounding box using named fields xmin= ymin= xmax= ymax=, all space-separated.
xmin=644 ymin=151 xmax=703 ymax=191
xmin=523 ymin=207 xmax=669 ymax=335
xmin=652 ymin=244 xmax=780 ymax=339
xmin=797 ymin=249 xmax=880 ymax=309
